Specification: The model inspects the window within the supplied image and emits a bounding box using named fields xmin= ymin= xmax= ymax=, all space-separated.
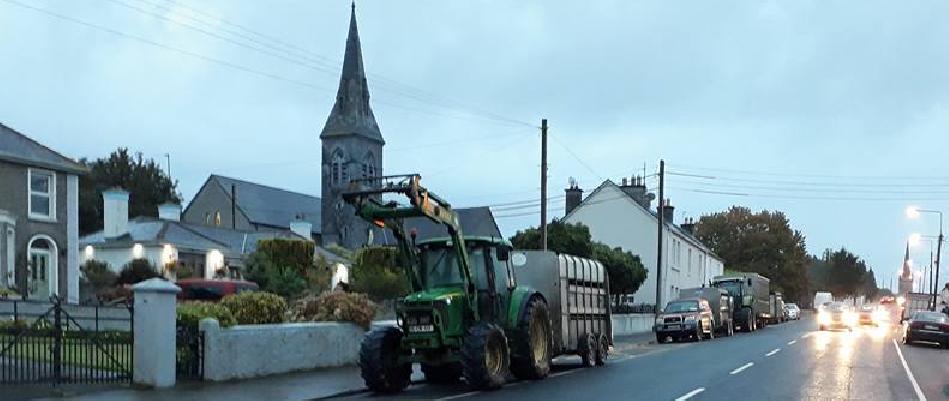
xmin=331 ymin=148 xmax=345 ymax=185
xmin=28 ymin=169 xmax=55 ymax=220
xmin=214 ymin=211 xmax=222 ymax=226
xmin=362 ymin=153 xmax=375 ymax=178
xmin=205 ymin=212 xmax=211 ymax=225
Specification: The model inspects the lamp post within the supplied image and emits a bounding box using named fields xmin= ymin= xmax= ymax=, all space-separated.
xmin=909 ymin=233 xmax=938 ymax=298
xmin=907 ymin=206 xmax=944 ymax=311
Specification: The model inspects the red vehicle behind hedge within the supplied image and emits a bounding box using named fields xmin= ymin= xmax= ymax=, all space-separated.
xmin=176 ymin=278 xmax=259 ymax=301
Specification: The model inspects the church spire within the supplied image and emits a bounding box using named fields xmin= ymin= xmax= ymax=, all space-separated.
xmin=320 ymin=2 xmax=383 ymax=143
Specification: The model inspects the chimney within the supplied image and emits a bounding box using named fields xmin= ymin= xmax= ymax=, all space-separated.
xmin=680 ymin=217 xmax=696 ymax=235
xmin=565 ymin=177 xmax=583 ymax=215
xmin=290 ymin=218 xmax=313 ymax=240
xmin=158 ymin=203 xmax=181 ymax=222
xmin=620 ymin=175 xmax=655 ymax=209
xmin=661 ymin=198 xmax=675 ymax=224
xmin=102 ymin=188 xmax=129 ymax=238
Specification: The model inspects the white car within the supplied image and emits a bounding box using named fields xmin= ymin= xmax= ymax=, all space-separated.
xmin=784 ymin=303 xmax=801 ymax=320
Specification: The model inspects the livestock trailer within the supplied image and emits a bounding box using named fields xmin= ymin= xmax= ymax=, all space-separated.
xmin=511 ymin=250 xmax=613 ymax=355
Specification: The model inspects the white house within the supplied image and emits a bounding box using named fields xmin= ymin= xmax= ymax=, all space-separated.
xmin=563 ymin=177 xmax=725 ymax=308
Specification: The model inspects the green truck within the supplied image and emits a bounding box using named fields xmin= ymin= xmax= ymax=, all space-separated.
xmin=343 ymin=175 xmax=611 ymax=394
xmin=711 ymin=273 xmax=771 ymax=332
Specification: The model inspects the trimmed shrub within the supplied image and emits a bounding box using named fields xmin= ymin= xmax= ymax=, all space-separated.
xmin=176 ymin=301 xmax=237 ymax=328
xmin=116 ymin=259 xmax=160 ymax=285
xmin=291 ymin=292 xmax=376 ymax=329
xmin=256 ymin=239 xmax=315 ymax=274
xmin=220 ymin=292 xmax=287 ymax=325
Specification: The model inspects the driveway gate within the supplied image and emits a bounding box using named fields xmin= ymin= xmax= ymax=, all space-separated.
xmin=0 ymin=296 xmax=133 ymax=385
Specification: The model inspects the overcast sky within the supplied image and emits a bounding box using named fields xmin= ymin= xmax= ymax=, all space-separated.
xmin=3 ymin=0 xmax=949 ymax=291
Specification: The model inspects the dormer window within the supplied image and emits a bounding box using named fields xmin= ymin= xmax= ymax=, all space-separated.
xmin=28 ymin=169 xmax=55 ymax=221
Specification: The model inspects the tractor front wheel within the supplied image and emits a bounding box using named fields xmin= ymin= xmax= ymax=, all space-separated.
xmin=359 ymin=326 xmax=412 ymax=394
xmin=511 ymin=297 xmax=552 ymax=380
xmin=461 ymin=323 xmax=510 ymax=390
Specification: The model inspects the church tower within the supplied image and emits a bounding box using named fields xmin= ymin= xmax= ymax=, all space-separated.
xmin=320 ymin=3 xmax=384 ymax=248
xmin=899 ymin=243 xmax=914 ymax=295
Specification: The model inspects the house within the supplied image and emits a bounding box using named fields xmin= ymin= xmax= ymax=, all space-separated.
xmin=0 ymin=123 xmax=85 ymax=303
xmin=182 ymin=174 xmax=321 ymax=242
xmin=563 ymin=176 xmax=725 ymax=308
xmin=81 ymin=188 xmax=318 ymax=282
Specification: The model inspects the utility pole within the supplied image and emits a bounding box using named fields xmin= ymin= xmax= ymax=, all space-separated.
xmin=541 ymin=119 xmax=548 ymax=251
xmin=164 ymin=153 xmax=172 ymax=182
xmin=655 ymin=159 xmax=665 ymax=317
xmin=934 ymin=215 xmax=943 ymax=311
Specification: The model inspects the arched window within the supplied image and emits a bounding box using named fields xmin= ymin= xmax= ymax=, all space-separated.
xmin=361 ymin=152 xmax=375 ymax=178
xmin=331 ymin=148 xmax=346 ymax=185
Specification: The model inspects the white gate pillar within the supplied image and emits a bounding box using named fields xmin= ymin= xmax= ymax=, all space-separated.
xmin=132 ymin=278 xmax=180 ymax=387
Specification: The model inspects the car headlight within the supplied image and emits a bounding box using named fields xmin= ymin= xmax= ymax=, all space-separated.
xmin=844 ymin=311 xmax=858 ymax=325
xmin=872 ymin=309 xmax=888 ymax=322
xmin=655 ymin=317 xmax=664 ymax=325
xmin=818 ymin=311 xmax=830 ymax=324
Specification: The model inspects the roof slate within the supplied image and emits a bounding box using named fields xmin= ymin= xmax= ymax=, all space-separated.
xmin=208 ymin=175 xmax=322 ymax=234
xmin=0 ymin=122 xmax=86 ymax=174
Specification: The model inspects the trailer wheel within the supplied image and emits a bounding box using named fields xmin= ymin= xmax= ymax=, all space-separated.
xmin=727 ymin=320 xmax=735 ymax=336
xmin=511 ymin=297 xmax=551 ymax=380
xmin=462 ymin=323 xmax=510 ymax=390
xmin=594 ymin=333 xmax=609 ymax=366
xmin=742 ymin=308 xmax=755 ymax=332
xmin=359 ymin=326 xmax=412 ymax=394
xmin=578 ymin=333 xmax=596 ymax=367
xmin=422 ymin=362 xmax=463 ymax=384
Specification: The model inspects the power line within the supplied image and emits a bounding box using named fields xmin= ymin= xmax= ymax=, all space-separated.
xmin=668 ymin=171 xmax=949 ymax=188
xmin=668 ymin=162 xmax=949 ymax=181
xmin=548 ymin=131 xmax=603 ymax=181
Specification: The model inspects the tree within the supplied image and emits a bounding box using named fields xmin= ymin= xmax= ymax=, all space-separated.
xmin=350 ymin=247 xmax=410 ymax=301
xmin=116 ymin=259 xmax=161 ymax=285
xmin=696 ymin=206 xmax=810 ymax=303
xmin=79 ymin=148 xmax=181 ymax=234
xmin=510 ymin=221 xmax=648 ymax=298
xmin=808 ymin=248 xmax=879 ymax=301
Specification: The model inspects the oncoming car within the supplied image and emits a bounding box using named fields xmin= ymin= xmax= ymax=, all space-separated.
xmin=784 ymin=303 xmax=801 ymax=320
xmin=817 ymin=302 xmax=857 ymax=331
xmin=857 ymin=305 xmax=888 ymax=326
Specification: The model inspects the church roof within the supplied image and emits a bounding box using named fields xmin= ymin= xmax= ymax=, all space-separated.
xmin=191 ymin=175 xmax=322 ymax=234
xmin=320 ymin=3 xmax=384 ymax=144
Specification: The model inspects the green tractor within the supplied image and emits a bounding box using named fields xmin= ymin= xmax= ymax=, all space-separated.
xmin=343 ymin=175 xmax=554 ymax=393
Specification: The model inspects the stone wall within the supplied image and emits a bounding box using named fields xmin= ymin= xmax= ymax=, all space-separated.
xmin=200 ymin=319 xmax=364 ymax=381
xmin=612 ymin=313 xmax=655 ymax=336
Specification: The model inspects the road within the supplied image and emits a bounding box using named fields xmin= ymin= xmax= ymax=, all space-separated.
xmin=324 ymin=315 xmax=947 ymax=401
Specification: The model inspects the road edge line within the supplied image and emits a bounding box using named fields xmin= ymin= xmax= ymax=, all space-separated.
xmin=891 ymin=338 xmax=927 ymax=401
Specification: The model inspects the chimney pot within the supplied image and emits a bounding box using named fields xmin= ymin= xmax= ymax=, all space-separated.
xmin=102 ymin=188 xmax=129 ymax=238
xmin=565 ymin=184 xmax=584 ymax=215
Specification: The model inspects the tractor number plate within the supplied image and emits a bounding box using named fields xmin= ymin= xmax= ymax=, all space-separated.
xmin=924 ymin=325 xmax=938 ymax=331
xmin=410 ymin=325 xmax=434 ymax=333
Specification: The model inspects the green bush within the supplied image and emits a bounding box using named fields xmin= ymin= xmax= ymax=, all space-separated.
xmin=116 ymin=259 xmax=161 ymax=285
xmin=0 ymin=318 xmax=27 ymax=332
xmin=256 ymin=239 xmax=315 ymax=274
xmin=243 ymin=245 xmax=334 ymax=300
xmin=0 ymin=286 xmax=19 ymax=299
xmin=220 ymin=292 xmax=287 ymax=325
xmin=351 ymin=247 xmax=409 ymax=301
xmin=176 ymin=302 xmax=237 ymax=328
xmin=291 ymin=292 xmax=376 ymax=329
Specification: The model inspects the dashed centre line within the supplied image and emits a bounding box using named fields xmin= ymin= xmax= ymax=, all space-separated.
xmin=766 ymin=348 xmax=781 ymax=356
xmin=787 ymin=340 xmax=797 ymax=345
xmin=674 ymin=387 xmax=706 ymax=401
xmin=730 ymin=362 xmax=754 ymax=375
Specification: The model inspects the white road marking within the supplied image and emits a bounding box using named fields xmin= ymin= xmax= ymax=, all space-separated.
xmin=550 ymin=369 xmax=580 ymax=378
xmin=766 ymin=348 xmax=781 ymax=356
xmin=892 ymin=339 xmax=927 ymax=401
xmin=729 ymin=362 xmax=754 ymax=375
xmin=435 ymin=391 xmax=481 ymax=400
xmin=787 ymin=340 xmax=797 ymax=345
xmin=674 ymin=387 xmax=706 ymax=401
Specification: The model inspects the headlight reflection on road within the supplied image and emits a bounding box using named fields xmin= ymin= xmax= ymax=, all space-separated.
xmin=814 ymin=330 xmax=832 ymax=352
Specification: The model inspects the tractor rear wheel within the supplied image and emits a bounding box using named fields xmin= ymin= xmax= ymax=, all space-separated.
xmin=511 ymin=297 xmax=552 ymax=380
xmin=578 ymin=332 xmax=596 ymax=367
xmin=422 ymin=362 xmax=463 ymax=384
xmin=461 ymin=323 xmax=510 ymax=390
xmin=359 ymin=326 xmax=412 ymax=394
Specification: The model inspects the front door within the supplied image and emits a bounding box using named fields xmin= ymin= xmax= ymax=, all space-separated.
xmin=29 ymin=250 xmax=51 ymax=300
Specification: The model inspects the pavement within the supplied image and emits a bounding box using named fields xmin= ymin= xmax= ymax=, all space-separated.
xmin=15 ymin=315 xmax=949 ymax=401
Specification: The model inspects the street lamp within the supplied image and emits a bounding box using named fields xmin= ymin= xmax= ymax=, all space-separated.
xmin=909 ymin=233 xmax=939 ymax=299
xmin=906 ymin=206 xmax=944 ymax=311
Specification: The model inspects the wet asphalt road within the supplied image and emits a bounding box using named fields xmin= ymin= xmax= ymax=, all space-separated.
xmin=325 ymin=315 xmax=947 ymax=401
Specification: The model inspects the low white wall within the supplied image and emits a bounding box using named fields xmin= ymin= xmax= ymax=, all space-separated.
xmin=200 ymin=319 xmax=364 ymax=381
xmin=612 ymin=313 xmax=655 ymax=336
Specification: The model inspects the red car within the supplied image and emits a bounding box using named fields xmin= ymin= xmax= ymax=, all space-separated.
xmin=176 ymin=278 xmax=259 ymax=301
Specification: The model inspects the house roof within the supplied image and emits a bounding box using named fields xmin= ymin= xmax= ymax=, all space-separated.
xmin=0 ymin=122 xmax=86 ymax=174
xmin=565 ymin=180 xmax=722 ymax=260
xmin=196 ymin=175 xmax=322 ymax=234
xmin=373 ymin=207 xmax=503 ymax=245
xmin=79 ymin=217 xmax=315 ymax=259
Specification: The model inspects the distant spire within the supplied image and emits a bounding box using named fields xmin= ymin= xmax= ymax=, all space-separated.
xmin=320 ymin=1 xmax=383 ymax=143
xmin=902 ymin=242 xmax=911 ymax=278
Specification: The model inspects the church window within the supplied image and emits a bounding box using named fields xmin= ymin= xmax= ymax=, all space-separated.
xmin=331 ymin=149 xmax=345 ymax=185
xmin=362 ymin=153 xmax=375 ymax=178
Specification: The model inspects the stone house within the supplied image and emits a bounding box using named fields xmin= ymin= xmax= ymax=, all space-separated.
xmin=0 ymin=122 xmax=85 ymax=303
